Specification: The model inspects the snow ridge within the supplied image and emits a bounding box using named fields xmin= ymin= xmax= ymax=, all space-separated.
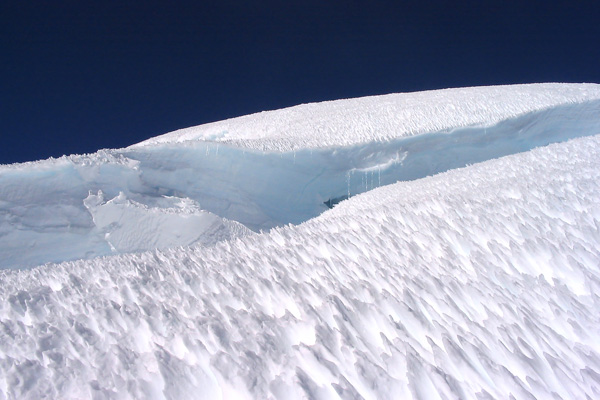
xmin=1 ymin=135 xmax=599 ymax=399
xmin=135 ymin=83 xmax=600 ymax=151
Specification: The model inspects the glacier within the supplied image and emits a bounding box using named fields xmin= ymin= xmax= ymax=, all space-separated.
xmin=1 ymin=83 xmax=600 ymax=269
xmin=0 ymin=83 xmax=600 ymax=398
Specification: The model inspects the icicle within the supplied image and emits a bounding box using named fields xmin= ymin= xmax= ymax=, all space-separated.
xmin=346 ymin=171 xmax=351 ymax=198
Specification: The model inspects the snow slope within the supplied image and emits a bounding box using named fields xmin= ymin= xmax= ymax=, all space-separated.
xmin=1 ymin=84 xmax=600 ymax=269
xmin=1 ymin=134 xmax=599 ymax=399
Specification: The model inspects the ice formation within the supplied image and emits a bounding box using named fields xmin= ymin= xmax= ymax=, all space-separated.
xmin=0 ymin=84 xmax=600 ymax=398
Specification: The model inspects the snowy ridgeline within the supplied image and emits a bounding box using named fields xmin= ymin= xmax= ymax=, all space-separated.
xmin=134 ymin=83 xmax=600 ymax=151
xmin=1 ymin=84 xmax=600 ymax=269
xmin=0 ymin=135 xmax=599 ymax=399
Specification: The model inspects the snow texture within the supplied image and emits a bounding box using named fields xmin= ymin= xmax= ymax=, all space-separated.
xmin=0 ymin=84 xmax=600 ymax=399
xmin=134 ymin=83 xmax=600 ymax=151
xmin=1 ymin=134 xmax=599 ymax=399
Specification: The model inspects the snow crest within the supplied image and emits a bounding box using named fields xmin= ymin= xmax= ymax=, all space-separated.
xmin=134 ymin=83 xmax=600 ymax=151
xmin=0 ymin=135 xmax=599 ymax=398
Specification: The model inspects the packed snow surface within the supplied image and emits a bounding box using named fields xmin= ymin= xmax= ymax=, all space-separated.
xmin=0 ymin=84 xmax=600 ymax=398
xmin=1 ymin=134 xmax=600 ymax=399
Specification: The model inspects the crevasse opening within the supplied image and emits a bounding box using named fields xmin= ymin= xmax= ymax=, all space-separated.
xmin=0 ymin=100 xmax=599 ymax=269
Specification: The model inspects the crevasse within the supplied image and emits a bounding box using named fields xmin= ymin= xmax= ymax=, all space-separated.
xmin=0 ymin=98 xmax=599 ymax=269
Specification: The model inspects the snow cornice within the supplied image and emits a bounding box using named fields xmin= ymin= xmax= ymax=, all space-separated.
xmin=133 ymin=83 xmax=600 ymax=152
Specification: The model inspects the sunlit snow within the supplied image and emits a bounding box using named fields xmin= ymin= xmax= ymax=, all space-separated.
xmin=0 ymin=84 xmax=600 ymax=399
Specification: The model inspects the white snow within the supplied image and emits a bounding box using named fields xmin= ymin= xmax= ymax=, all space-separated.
xmin=83 ymin=190 xmax=251 ymax=253
xmin=0 ymin=84 xmax=600 ymax=398
xmin=134 ymin=83 xmax=600 ymax=151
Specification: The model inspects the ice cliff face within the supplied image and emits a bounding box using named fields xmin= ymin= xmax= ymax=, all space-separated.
xmin=0 ymin=84 xmax=600 ymax=399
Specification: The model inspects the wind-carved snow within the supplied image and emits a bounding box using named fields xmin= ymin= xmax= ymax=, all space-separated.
xmin=1 ymin=84 xmax=599 ymax=269
xmin=135 ymin=83 xmax=600 ymax=151
xmin=0 ymin=135 xmax=599 ymax=399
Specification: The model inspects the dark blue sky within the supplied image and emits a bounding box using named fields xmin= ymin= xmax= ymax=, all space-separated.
xmin=2 ymin=1 xmax=599 ymax=164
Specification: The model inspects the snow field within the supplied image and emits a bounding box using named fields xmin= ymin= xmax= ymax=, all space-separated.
xmin=1 ymin=134 xmax=599 ymax=399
